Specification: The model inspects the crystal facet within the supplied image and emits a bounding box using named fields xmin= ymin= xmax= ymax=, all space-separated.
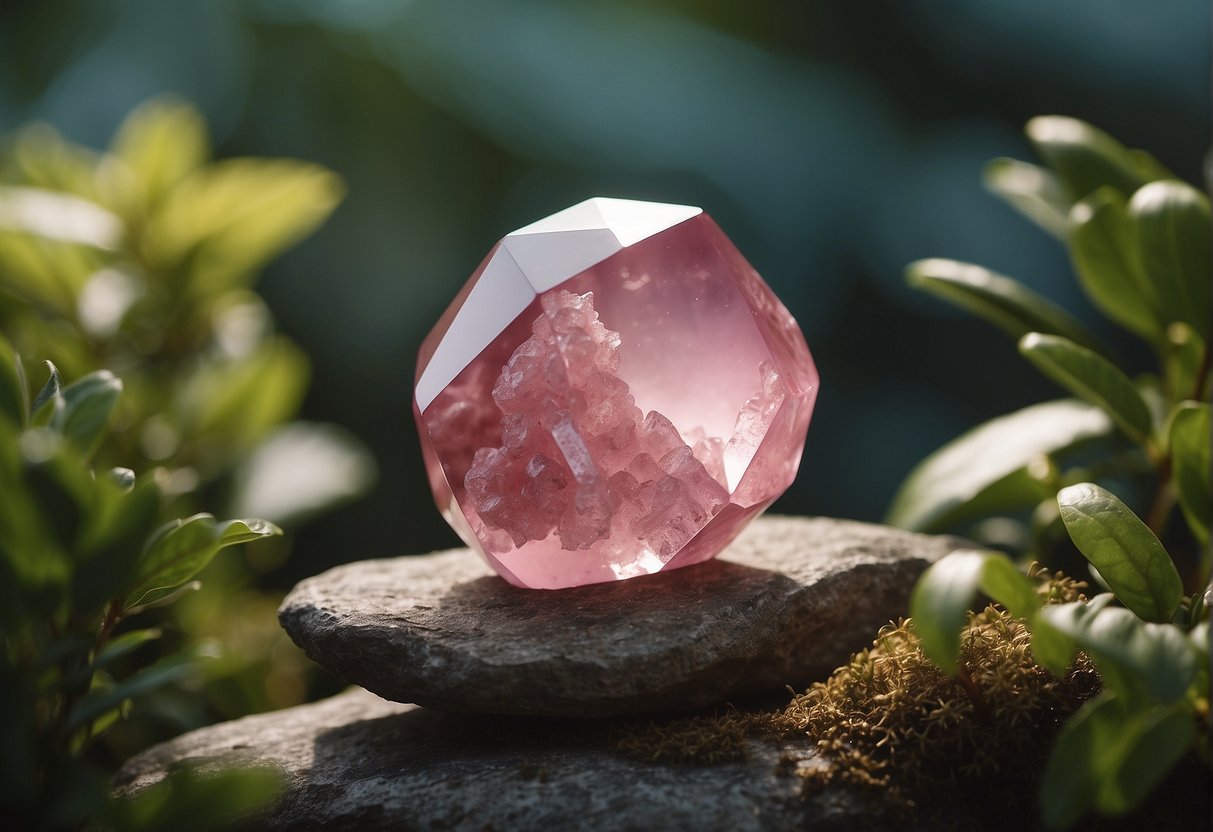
xmin=414 ymin=197 xmax=819 ymax=589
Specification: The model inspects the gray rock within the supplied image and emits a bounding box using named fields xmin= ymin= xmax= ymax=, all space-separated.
xmin=279 ymin=516 xmax=963 ymax=717
xmin=113 ymin=687 xmax=894 ymax=832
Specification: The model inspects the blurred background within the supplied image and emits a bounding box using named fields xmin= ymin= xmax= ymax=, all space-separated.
xmin=0 ymin=0 xmax=1208 ymax=740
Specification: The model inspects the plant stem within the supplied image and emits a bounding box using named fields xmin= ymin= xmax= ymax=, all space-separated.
xmin=955 ymin=665 xmax=991 ymax=720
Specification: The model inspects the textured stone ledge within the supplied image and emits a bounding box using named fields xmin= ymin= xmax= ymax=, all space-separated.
xmin=279 ymin=516 xmax=964 ymax=717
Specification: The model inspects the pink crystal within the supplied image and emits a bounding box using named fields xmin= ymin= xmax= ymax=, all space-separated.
xmin=414 ymin=198 xmax=819 ymax=589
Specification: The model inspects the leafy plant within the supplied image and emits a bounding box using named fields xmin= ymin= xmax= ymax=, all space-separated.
xmin=0 ymin=98 xmax=374 ymax=742
xmin=0 ymin=347 xmax=284 ymax=829
xmin=893 ymin=117 xmax=1211 ymax=827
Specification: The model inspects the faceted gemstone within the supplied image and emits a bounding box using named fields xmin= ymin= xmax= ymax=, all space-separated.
xmin=414 ymin=197 xmax=819 ymax=589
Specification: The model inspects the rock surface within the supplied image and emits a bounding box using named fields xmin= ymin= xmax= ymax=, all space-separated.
xmin=114 ymin=687 xmax=892 ymax=832
xmin=279 ymin=516 xmax=963 ymax=717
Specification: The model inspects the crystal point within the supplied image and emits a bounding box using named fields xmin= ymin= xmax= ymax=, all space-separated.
xmin=415 ymin=197 xmax=819 ymax=589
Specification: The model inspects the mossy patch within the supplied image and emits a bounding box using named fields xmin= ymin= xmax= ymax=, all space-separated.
xmin=614 ymin=567 xmax=1101 ymax=826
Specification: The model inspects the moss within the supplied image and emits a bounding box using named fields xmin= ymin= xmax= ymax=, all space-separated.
xmin=613 ymin=567 xmax=1102 ymax=826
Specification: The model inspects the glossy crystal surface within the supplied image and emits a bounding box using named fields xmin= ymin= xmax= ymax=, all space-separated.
xmin=414 ymin=198 xmax=818 ymax=589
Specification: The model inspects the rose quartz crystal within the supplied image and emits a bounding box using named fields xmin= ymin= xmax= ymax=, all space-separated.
xmin=414 ymin=198 xmax=818 ymax=589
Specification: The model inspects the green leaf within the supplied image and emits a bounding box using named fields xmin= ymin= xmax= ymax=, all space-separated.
xmin=53 ymin=370 xmax=122 ymax=458
xmin=1068 ymin=188 xmax=1163 ymax=343
xmin=145 ymin=159 xmax=344 ymax=294
xmin=1019 ymin=334 xmax=1153 ymax=446
xmin=1041 ymin=602 xmax=1197 ymax=702
xmin=1029 ymin=617 xmax=1076 ymax=677
xmin=175 ymin=338 xmax=309 ymax=461
xmin=111 ymin=97 xmax=210 ymax=210
xmin=30 ymin=360 xmax=64 ymax=426
xmin=906 ymin=259 xmax=1101 ymax=351
xmin=1039 ymin=692 xmax=1121 ymax=829
xmin=1095 ymin=705 xmax=1195 ymax=816
xmin=1129 ymin=181 xmax=1211 ymax=339
xmin=982 ymin=157 xmax=1072 ymax=239
xmin=887 ymin=399 xmax=1113 ymax=532
xmin=0 ymin=336 xmax=26 ymax=426
xmin=1164 ymin=323 xmax=1206 ymax=402
xmin=1170 ymin=403 xmax=1211 ymax=545
xmin=73 ymin=476 xmax=162 ymax=612
xmin=64 ymin=650 xmax=198 ymax=734
xmin=1026 ymin=116 xmax=1151 ymax=202
xmin=910 ymin=550 xmax=988 ymax=673
xmin=910 ymin=550 xmax=1040 ymax=673
xmin=56 ymin=629 xmax=163 ymax=690
xmin=129 ymin=514 xmax=281 ymax=605
xmin=1057 ymin=483 xmax=1183 ymax=622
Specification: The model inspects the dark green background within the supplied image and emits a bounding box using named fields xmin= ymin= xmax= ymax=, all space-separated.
xmin=2 ymin=0 xmax=1208 ymax=583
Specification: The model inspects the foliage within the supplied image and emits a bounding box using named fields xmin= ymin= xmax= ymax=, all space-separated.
xmin=891 ymin=117 xmax=1211 ymax=827
xmin=0 ymin=99 xmax=369 ymax=828
xmin=0 ymin=97 xmax=374 ymax=729
xmin=0 ymin=350 xmax=284 ymax=829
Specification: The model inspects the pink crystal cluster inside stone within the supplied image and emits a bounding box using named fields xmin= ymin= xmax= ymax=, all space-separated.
xmin=414 ymin=198 xmax=819 ymax=589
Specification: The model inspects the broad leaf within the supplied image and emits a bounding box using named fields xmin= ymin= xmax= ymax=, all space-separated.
xmin=1068 ymin=189 xmax=1162 ymax=343
xmin=1019 ymin=334 xmax=1152 ymax=446
xmin=1096 ymin=705 xmax=1195 ymax=816
xmin=102 ymin=762 xmax=285 ymax=832
xmin=144 ymin=159 xmax=344 ymax=294
xmin=906 ymin=259 xmax=1100 ymax=351
xmin=129 ymin=514 xmax=281 ymax=605
xmin=1129 ymin=181 xmax=1211 ymax=339
xmin=1169 ymin=403 xmax=1210 ymax=544
xmin=111 ymin=97 xmax=210 ymax=209
xmin=52 ymin=370 xmax=122 ymax=458
xmin=910 ymin=550 xmax=1040 ymax=673
xmin=982 ymin=157 xmax=1071 ymax=239
xmin=910 ymin=550 xmax=987 ymax=673
xmin=1039 ymin=692 xmax=1122 ymax=829
xmin=1056 ymin=483 xmax=1182 ymax=623
xmin=1042 ymin=602 xmax=1197 ymax=703
xmin=1026 ymin=117 xmax=1151 ymax=202
xmin=887 ymin=399 xmax=1112 ymax=532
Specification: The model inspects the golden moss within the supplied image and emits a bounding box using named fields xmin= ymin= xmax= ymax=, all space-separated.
xmin=614 ymin=566 xmax=1101 ymax=823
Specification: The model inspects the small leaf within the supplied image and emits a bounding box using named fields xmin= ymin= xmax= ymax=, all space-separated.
xmin=982 ymin=157 xmax=1072 ymax=239
xmin=1019 ymin=334 xmax=1153 ymax=446
xmin=910 ymin=550 xmax=988 ymax=674
xmin=102 ymin=762 xmax=284 ymax=832
xmin=64 ymin=651 xmax=198 ymax=734
xmin=1026 ymin=116 xmax=1151 ymax=201
xmin=129 ymin=514 xmax=281 ymax=605
xmin=1170 ymin=403 xmax=1211 ymax=545
xmin=0 ymin=335 xmax=26 ymax=426
xmin=906 ymin=259 xmax=1101 ymax=351
xmin=1129 ymin=181 xmax=1212 ymax=339
xmin=887 ymin=399 xmax=1113 ymax=532
xmin=30 ymin=361 xmax=64 ymax=426
xmin=1068 ymin=189 xmax=1163 ymax=343
xmin=53 ymin=370 xmax=122 ymax=458
xmin=1164 ymin=323 xmax=1206 ymax=403
xmin=1057 ymin=483 xmax=1183 ymax=622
